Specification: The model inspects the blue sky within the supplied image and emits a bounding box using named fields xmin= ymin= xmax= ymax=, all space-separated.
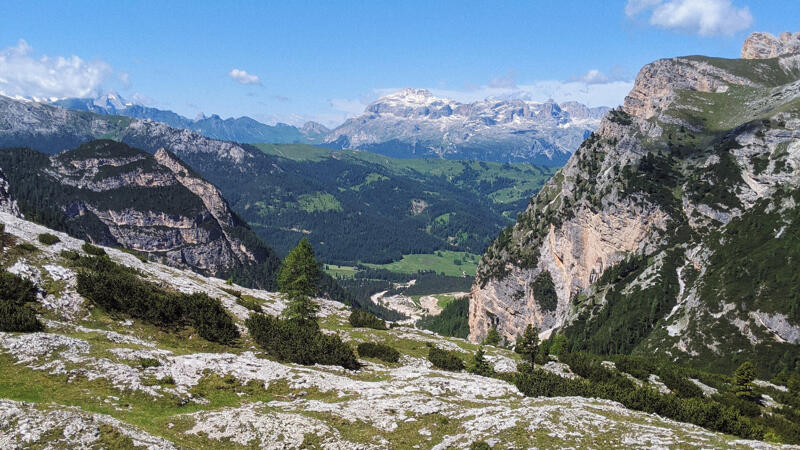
xmin=1 ymin=0 xmax=797 ymax=126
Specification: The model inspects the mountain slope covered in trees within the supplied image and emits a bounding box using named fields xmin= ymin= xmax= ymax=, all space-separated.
xmin=0 ymin=140 xmax=282 ymax=289
xmin=470 ymin=31 xmax=800 ymax=377
xmin=0 ymin=96 xmax=556 ymax=267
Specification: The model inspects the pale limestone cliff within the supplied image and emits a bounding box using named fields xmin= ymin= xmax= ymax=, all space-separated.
xmin=741 ymin=31 xmax=800 ymax=60
xmin=0 ymin=169 xmax=21 ymax=218
xmin=469 ymin=32 xmax=800 ymax=348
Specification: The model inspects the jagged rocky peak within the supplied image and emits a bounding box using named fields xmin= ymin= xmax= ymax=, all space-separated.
xmin=365 ymin=88 xmax=456 ymax=117
xmin=741 ymin=31 xmax=800 ymax=59
xmin=469 ymin=33 xmax=800 ymax=374
xmin=324 ymin=88 xmax=609 ymax=165
xmin=300 ymin=121 xmax=330 ymax=135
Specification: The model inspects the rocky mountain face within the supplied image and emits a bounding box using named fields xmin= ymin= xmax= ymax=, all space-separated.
xmin=0 ymin=140 xmax=280 ymax=284
xmin=323 ymin=89 xmax=609 ymax=165
xmin=741 ymin=31 xmax=800 ymax=59
xmin=0 ymin=169 xmax=21 ymax=217
xmin=470 ymin=32 xmax=800 ymax=375
xmin=53 ymin=93 xmax=330 ymax=144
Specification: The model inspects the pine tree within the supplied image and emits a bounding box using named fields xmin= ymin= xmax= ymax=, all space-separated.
xmin=732 ymin=361 xmax=757 ymax=401
xmin=484 ymin=325 xmax=501 ymax=346
xmin=279 ymin=238 xmax=321 ymax=325
xmin=514 ymin=324 xmax=539 ymax=364
xmin=468 ymin=346 xmax=494 ymax=377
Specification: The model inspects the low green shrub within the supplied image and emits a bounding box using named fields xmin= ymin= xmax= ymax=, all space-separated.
xmin=428 ymin=346 xmax=465 ymax=372
xmin=60 ymin=249 xmax=80 ymax=260
xmin=37 ymin=233 xmax=60 ymax=245
xmin=184 ymin=293 xmax=239 ymax=345
xmin=357 ymin=342 xmax=400 ymax=363
xmin=138 ymin=358 xmax=161 ymax=368
xmin=349 ymin=309 xmax=387 ymax=330
xmin=246 ymin=313 xmax=360 ymax=370
xmin=515 ymin=353 xmax=768 ymax=442
xmin=221 ymin=287 xmax=242 ymax=298
xmin=82 ymin=242 xmax=106 ymax=256
xmin=0 ymin=270 xmax=43 ymax=332
xmin=16 ymin=242 xmax=37 ymax=252
xmin=75 ymin=256 xmax=238 ymax=344
xmin=236 ymin=295 xmax=262 ymax=313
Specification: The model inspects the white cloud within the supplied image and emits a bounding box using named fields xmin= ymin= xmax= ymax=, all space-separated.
xmin=488 ymin=70 xmax=517 ymax=89
xmin=0 ymin=39 xmax=113 ymax=100
xmin=625 ymin=0 xmax=753 ymax=36
xmin=228 ymin=68 xmax=261 ymax=85
xmin=430 ymin=79 xmax=633 ymax=109
xmin=571 ymin=69 xmax=609 ymax=84
xmin=129 ymin=92 xmax=155 ymax=106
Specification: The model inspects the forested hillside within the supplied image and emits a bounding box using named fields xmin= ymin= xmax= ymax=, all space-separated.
xmin=197 ymin=143 xmax=557 ymax=264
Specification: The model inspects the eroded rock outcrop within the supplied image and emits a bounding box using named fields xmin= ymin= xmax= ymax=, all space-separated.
xmin=470 ymin=32 xmax=800 ymax=374
xmin=0 ymin=169 xmax=21 ymax=217
xmin=0 ymin=140 xmax=276 ymax=277
xmin=742 ymin=31 xmax=800 ymax=60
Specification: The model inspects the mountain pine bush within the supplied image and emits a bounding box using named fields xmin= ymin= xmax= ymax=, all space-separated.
xmin=0 ymin=270 xmax=43 ymax=332
xmin=349 ymin=310 xmax=387 ymax=330
xmin=75 ymin=256 xmax=238 ymax=344
xmin=357 ymin=342 xmax=399 ymax=362
xmin=428 ymin=346 xmax=465 ymax=372
xmin=37 ymin=233 xmax=60 ymax=245
xmin=246 ymin=313 xmax=360 ymax=370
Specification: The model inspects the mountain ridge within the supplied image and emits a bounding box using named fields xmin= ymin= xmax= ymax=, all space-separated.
xmin=323 ymin=88 xmax=609 ymax=165
xmin=0 ymin=139 xmax=282 ymax=288
xmin=469 ymin=31 xmax=800 ymax=376
xmin=53 ymin=93 xmax=330 ymax=145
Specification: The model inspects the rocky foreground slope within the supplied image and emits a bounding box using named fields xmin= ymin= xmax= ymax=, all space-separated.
xmin=0 ymin=212 xmax=782 ymax=449
xmin=323 ymin=89 xmax=608 ymax=165
xmin=470 ymin=32 xmax=800 ymax=375
xmin=0 ymin=140 xmax=280 ymax=286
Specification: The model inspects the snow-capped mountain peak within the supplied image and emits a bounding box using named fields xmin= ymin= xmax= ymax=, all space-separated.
xmin=325 ymin=88 xmax=610 ymax=165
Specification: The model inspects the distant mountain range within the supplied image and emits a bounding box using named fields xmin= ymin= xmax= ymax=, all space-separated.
xmin=51 ymin=90 xmax=608 ymax=165
xmin=0 ymin=94 xmax=555 ymax=266
xmin=323 ymin=89 xmax=609 ymax=165
xmin=53 ymin=93 xmax=330 ymax=145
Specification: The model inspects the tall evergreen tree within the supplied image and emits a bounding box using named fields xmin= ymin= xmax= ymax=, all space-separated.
xmin=468 ymin=346 xmax=494 ymax=377
xmin=732 ymin=361 xmax=758 ymax=402
xmin=484 ymin=324 xmax=501 ymax=346
xmin=279 ymin=238 xmax=321 ymax=325
xmin=514 ymin=324 xmax=539 ymax=364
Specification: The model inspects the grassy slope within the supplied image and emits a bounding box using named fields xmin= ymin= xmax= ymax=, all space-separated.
xmin=362 ymin=251 xmax=480 ymax=277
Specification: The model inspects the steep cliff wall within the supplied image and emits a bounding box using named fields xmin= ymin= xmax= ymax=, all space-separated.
xmin=0 ymin=140 xmax=275 ymax=279
xmin=470 ymin=32 xmax=800 ymax=373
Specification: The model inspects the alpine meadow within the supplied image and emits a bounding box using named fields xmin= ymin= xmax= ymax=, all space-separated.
xmin=1 ymin=1 xmax=800 ymax=448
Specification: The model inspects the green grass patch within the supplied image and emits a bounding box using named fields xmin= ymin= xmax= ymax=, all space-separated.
xmin=364 ymin=251 xmax=479 ymax=277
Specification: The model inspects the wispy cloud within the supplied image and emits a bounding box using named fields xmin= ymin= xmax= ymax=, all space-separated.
xmin=328 ymin=97 xmax=369 ymax=115
xmin=625 ymin=0 xmax=753 ymax=36
xmin=571 ymin=69 xmax=609 ymax=84
xmin=228 ymin=68 xmax=261 ymax=85
xmin=0 ymin=39 xmax=113 ymax=100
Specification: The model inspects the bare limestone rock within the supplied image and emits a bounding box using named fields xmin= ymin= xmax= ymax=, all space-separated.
xmin=742 ymin=31 xmax=800 ymax=60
